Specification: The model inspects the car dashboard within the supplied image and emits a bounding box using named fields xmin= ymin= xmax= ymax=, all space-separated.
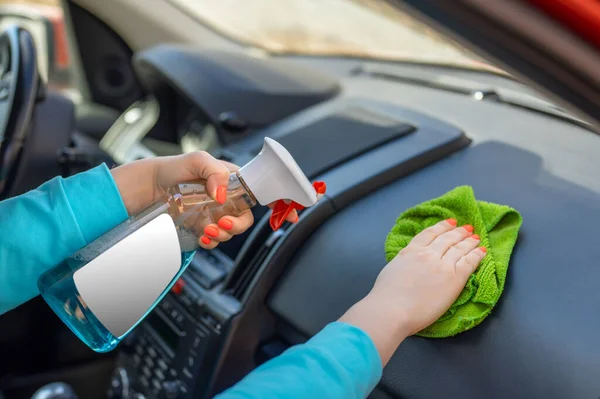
xmin=100 ymin=45 xmax=600 ymax=399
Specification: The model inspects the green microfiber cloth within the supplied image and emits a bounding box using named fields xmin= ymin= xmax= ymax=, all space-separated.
xmin=384 ymin=185 xmax=522 ymax=338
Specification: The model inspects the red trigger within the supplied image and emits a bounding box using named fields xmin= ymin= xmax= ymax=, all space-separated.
xmin=269 ymin=181 xmax=326 ymax=231
xmin=269 ymin=200 xmax=304 ymax=231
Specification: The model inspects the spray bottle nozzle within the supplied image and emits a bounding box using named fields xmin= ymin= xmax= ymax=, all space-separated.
xmin=269 ymin=181 xmax=326 ymax=231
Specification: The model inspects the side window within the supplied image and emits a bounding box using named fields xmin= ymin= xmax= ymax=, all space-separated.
xmin=0 ymin=0 xmax=79 ymax=99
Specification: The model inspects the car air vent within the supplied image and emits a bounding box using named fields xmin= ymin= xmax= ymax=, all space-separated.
xmin=223 ymin=226 xmax=285 ymax=302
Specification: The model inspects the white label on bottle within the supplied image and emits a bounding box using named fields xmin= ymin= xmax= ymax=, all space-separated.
xmin=73 ymin=213 xmax=181 ymax=337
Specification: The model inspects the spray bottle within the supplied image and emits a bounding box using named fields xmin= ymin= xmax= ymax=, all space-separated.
xmin=37 ymin=137 xmax=326 ymax=353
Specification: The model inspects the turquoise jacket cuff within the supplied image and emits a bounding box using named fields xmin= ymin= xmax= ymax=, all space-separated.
xmin=305 ymin=321 xmax=383 ymax=396
xmin=62 ymin=163 xmax=129 ymax=244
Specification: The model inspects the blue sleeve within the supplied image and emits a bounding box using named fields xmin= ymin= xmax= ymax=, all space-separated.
xmin=215 ymin=321 xmax=382 ymax=399
xmin=0 ymin=164 xmax=129 ymax=314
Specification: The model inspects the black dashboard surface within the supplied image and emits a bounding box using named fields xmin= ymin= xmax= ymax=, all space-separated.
xmin=266 ymin=57 xmax=600 ymax=398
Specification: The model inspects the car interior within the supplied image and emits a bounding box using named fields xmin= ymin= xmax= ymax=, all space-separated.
xmin=0 ymin=0 xmax=599 ymax=398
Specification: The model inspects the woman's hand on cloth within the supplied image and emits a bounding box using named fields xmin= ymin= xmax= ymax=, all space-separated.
xmin=339 ymin=218 xmax=486 ymax=365
xmin=110 ymin=151 xmax=298 ymax=249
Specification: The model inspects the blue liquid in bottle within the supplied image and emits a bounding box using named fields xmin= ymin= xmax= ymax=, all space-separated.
xmin=38 ymin=248 xmax=195 ymax=353
xmin=38 ymin=174 xmax=258 ymax=353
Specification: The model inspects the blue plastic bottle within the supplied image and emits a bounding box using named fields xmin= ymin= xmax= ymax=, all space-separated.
xmin=38 ymin=137 xmax=322 ymax=352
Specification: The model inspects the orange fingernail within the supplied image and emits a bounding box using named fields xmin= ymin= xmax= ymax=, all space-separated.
xmin=463 ymin=225 xmax=474 ymax=233
xmin=446 ymin=218 xmax=457 ymax=226
xmin=480 ymin=246 xmax=487 ymax=253
xmin=216 ymin=186 xmax=227 ymax=204
xmin=201 ymin=236 xmax=211 ymax=245
xmin=218 ymin=218 xmax=233 ymax=230
xmin=204 ymin=226 xmax=219 ymax=237
xmin=471 ymin=234 xmax=480 ymax=240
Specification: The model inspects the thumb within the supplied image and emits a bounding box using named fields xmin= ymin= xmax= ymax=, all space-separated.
xmin=185 ymin=151 xmax=230 ymax=203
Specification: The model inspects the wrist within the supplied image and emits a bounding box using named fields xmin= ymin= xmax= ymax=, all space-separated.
xmin=363 ymin=292 xmax=412 ymax=341
xmin=339 ymin=293 xmax=410 ymax=366
xmin=110 ymin=158 xmax=160 ymax=215
xmin=63 ymin=163 xmax=130 ymax=243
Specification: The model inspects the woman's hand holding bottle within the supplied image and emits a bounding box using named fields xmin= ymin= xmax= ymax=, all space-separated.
xmin=110 ymin=151 xmax=299 ymax=249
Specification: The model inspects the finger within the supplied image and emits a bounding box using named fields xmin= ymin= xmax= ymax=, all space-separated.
xmin=455 ymin=247 xmax=487 ymax=276
xmin=199 ymin=235 xmax=219 ymax=250
xmin=220 ymin=160 xmax=240 ymax=172
xmin=442 ymin=234 xmax=481 ymax=264
xmin=410 ymin=219 xmax=457 ymax=247
xmin=203 ymin=224 xmax=233 ymax=243
xmin=429 ymin=225 xmax=474 ymax=256
xmin=217 ymin=210 xmax=254 ymax=235
xmin=286 ymin=209 xmax=299 ymax=223
xmin=184 ymin=151 xmax=231 ymax=204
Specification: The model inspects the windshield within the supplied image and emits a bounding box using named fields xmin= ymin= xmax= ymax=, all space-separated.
xmin=170 ymin=0 xmax=502 ymax=72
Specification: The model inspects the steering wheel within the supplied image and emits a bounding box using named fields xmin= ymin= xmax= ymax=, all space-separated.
xmin=0 ymin=25 xmax=40 ymax=197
